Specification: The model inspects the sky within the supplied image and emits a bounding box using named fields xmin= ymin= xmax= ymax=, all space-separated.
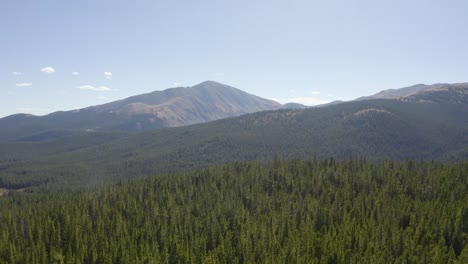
xmin=1 ymin=0 xmax=468 ymax=117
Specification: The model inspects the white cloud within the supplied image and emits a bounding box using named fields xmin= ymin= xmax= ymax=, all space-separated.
xmin=78 ymin=85 xmax=94 ymax=90
xmin=72 ymin=72 xmax=79 ymax=75
xmin=95 ymin=86 xmax=111 ymax=91
xmin=272 ymin=96 xmax=330 ymax=106
xmin=173 ymin=82 xmax=182 ymax=86
xmin=16 ymin=82 xmax=33 ymax=87
xmin=40 ymin=66 xmax=55 ymax=74
xmin=311 ymin=91 xmax=321 ymax=95
xmin=12 ymin=72 xmax=22 ymax=75
xmin=104 ymin=72 xmax=112 ymax=79
xmin=78 ymin=85 xmax=111 ymax=92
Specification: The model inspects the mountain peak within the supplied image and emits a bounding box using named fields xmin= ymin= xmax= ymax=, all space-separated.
xmin=191 ymin=81 xmax=239 ymax=92
xmin=99 ymin=80 xmax=281 ymax=126
xmin=0 ymin=81 xmax=282 ymax=141
xmin=194 ymin=80 xmax=225 ymax=87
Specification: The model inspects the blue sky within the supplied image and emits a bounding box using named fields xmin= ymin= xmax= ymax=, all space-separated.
xmin=1 ymin=0 xmax=467 ymax=117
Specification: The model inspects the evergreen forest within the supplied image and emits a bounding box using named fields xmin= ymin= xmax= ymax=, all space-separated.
xmin=1 ymin=159 xmax=467 ymax=263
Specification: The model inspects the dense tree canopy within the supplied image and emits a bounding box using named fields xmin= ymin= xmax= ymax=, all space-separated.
xmin=0 ymin=159 xmax=467 ymax=263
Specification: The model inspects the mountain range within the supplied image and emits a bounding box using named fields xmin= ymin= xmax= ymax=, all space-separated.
xmin=2 ymin=81 xmax=467 ymax=142
xmin=0 ymin=82 xmax=466 ymax=190
xmin=0 ymin=81 xmax=281 ymax=142
xmin=355 ymin=82 xmax=460 ymax=100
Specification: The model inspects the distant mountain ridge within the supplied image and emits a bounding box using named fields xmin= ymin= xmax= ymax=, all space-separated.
xmin=355 ymin=83 xmax=448 ymax=101
xmin=0 ymin=86 xmax=466 ymax=190
xmin=400 ymin=83 xmax=468 ymax=104
xmin=1 ymin=81 xmax=467 ymax=143
xmin=0 ymin=81 xmax=281 ymax=141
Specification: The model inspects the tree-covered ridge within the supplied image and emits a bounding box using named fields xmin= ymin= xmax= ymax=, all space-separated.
xmin=1 ymin=159 xmax=467 ymax=263
xmin=0 ymin=96 xmax=466 ymax=191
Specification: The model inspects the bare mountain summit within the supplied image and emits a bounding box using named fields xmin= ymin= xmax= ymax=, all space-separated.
xmin=91 ymin=81 xmax=281 ymax=127
xmin=356 ymin=83 xmax=449 ymax=100
xmin=0 ymin=81 xmax=281 ymax=141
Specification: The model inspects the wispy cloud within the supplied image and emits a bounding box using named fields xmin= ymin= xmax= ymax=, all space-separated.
xmin=104 ymin=72 xmax=112 ymax=79
xmin=40 ymin=66 xmax=55 ymax=74
xmin=78 ymin=85 xmax=111 ymax=92
xmin=173 ymin=82 xmax=182 ymax=86
xmin=16 ymin=82 xmax=33 ymax=87
xmin=12 ymin=72 xmax=22 ymax=75
xmin=72 ymin=72 xmax=79 ymax=75
xmin=311 ymin=91 xmax=321 ymax=95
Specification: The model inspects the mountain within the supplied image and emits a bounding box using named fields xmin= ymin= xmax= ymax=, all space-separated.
xmin=0 ymin=81 xmax=281 ymax=142
xmin=400 ymin=83 xmax=468 ymax=104
xmin=356 ymin=83 xmax=450 ymax=100
xmin=1 ymin=86 xmax=466 ymax=191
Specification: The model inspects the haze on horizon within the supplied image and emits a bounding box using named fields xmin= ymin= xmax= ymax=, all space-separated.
xmin=1 ymin=0 xmax=468 ymax=117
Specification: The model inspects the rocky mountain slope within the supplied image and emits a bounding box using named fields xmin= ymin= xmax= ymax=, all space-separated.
xmin=0 ymin=81 xmax=281 ymax=141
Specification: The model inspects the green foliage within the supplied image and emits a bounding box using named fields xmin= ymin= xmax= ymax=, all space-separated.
xmin=0 ymin=99 xmax=466 ymax=191
xmin=0 ymin=159 xmax=466 ymax=263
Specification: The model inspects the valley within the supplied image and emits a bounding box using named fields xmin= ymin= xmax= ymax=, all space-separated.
xmin=3 ymin=1 xmax=468 ymax=262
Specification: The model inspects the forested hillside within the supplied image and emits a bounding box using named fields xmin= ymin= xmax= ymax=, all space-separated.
xmin=0 ymin=95 xmax=466 ymax=191
xmin=0 ymin=159 xmax=467 ymax=263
